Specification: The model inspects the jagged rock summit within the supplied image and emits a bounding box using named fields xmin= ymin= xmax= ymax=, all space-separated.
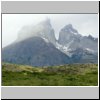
xmin=17 ymin=18 xmax=56 ymax=45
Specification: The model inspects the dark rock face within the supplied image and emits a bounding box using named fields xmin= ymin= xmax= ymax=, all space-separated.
xmin=2 ymin=37 xmax=71 ymax=66
xmin=58 ymin=24 xmax=98 ymax=51
xmin=57 ymin=24 xmax=98 ymax=64
xmin=58 ymin=24 xmax=80 ymax=46
xmin=70 ymin=48 xmax=98 ymax=64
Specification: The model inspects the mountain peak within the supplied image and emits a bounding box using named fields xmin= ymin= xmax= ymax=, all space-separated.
xmin=61 ymin=24 xmax=78 ymax=35
xmin=17 ymin=18 xmax=56 ymax=45
xmin=39 ymin=17 xmax=51 ymax=27
xmin=87 ymin=34 xmax=97 ymax=41
xmin=65 ymin=24 xmax=73 ymax=28
xmin=88 ymin=34 xmax=94 ymax=39
xmin=45 ymin=17 xmax=50 ymax=24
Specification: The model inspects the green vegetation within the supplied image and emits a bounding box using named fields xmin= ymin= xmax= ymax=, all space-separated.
xmin=2 ymin=63 xmax=98 ymax=86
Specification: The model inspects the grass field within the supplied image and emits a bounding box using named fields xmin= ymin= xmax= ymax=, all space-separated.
xmin=2 ymin=63 xmax=98 ymax=86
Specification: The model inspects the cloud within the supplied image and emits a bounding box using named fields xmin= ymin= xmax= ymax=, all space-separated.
xmin=2 ymin=14 xmax=98 ymax=47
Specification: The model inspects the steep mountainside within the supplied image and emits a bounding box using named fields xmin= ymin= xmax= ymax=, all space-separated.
xmin=2 ymin=37 xmax=71 ymax=66
xmin=58 ymin=24 xmax=98 ymax=52
xmin=57 ymin=24 xmax=98 ymax=63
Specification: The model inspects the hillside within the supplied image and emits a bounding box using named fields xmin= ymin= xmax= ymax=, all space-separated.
xmin=2 ymin=37 xmax=71 ymax=66
xmin=2 ymin=63 xmax=98 ymax=86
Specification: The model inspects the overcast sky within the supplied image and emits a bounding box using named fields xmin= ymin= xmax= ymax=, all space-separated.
xmin=2 ymin=14 xmax=98 ymax=47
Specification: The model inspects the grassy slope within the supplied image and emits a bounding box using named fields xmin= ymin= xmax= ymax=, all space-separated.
xmin=2 ymin=63 xmax=98 ymax=86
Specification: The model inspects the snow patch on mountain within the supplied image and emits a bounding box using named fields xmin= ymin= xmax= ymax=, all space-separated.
xmin=42 ymin=37 xmax=49 ymax=43
xmin=56 ymin=42 xmax=73 ymax=57
xmin=85 ymin=48 xmax=95 ymax=53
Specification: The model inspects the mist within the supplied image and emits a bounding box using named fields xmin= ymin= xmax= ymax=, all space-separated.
xmin=2 ymin=14 xmax=98 ymax=47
